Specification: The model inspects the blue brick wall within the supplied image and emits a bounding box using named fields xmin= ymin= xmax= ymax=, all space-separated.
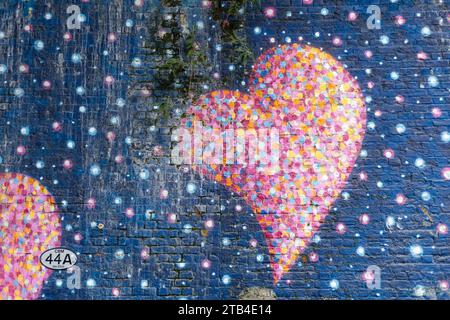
xmin=0 ymin=0 xmax=448 ymax=300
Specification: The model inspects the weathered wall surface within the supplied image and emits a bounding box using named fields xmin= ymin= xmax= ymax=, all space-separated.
xmin=0 ymin=0 xmax=449 ymax=300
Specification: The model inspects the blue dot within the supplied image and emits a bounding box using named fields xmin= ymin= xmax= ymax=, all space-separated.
xmin=222 ymin=275 xmax=231 ymax=285
xmin=126 ymin=19 xmax=134 ymax=27
xmin=71 ymin=53 xmax=81 ymax=63
xmin=34 ymin=40 xmax=44 ymax=50
xmin=90 ymin=164 xmax=101 ymax=176
xmin=76 ymin=86 xmax=85 ymax=95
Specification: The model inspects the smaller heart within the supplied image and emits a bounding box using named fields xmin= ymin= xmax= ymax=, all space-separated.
xmin=175 ymin=44 xmax=366 ymax=282
xmin=0 ymin=173 xmax=61 ymax=300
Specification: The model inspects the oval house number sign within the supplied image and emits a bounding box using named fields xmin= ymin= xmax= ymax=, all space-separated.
xmin=39 ymin=248 xmax=78 ymax=270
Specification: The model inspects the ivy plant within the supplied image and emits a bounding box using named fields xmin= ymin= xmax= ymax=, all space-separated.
xmin=130 ymin=0 xmax=260 ymax=125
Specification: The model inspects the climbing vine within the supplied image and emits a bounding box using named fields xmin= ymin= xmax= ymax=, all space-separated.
xmin=211 ymin=0 xmax=260 ymax=68
xmin=129 ymin=0 xmax=260 ymax=126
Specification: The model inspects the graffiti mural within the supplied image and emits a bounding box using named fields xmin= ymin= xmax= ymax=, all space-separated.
xmin=0 ymin=0 xmax=448 ymax=300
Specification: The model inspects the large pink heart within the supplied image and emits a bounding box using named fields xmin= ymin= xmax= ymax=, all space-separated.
xmin=176 ymin=44 xmax=366 ymax=282
xmin=0 ymin=173 xmax=61 ymax=300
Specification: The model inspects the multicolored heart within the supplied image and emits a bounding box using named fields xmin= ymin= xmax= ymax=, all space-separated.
xmin=0 ymin=173 xmax=61 ymax=300
xmin=178 ymin=44 xmax=366 ymax=282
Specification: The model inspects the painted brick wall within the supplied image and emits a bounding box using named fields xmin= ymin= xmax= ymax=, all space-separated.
xmin=0 ymin=0 xmax=448 ymax=300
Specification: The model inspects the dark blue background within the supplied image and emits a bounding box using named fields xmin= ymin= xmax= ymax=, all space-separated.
xmin=0 ymin=0 xmax=448 ymax=299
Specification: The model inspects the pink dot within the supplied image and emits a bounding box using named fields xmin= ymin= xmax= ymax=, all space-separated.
xmin=417 ymin=51 xmax=428 ymax=60
xmin=106 ymin=131 xmax=116 ymax=142
xmin=332 ymin=37 xmax=342 ymax=46
xmin=24 ymin=24 xmax=32 ymax=32
xmin=437 ymin=223 xmax=448 ymax=235
xmin=19 ymin=64 xmax=29 ymax=73
xmin=115 ymin=154 xmax=124 ymax=164
xmin=74 ymin=233 xmax=83 ymax=243
xmin=107 ymin=33 xmax=117 ymax=42
xmin=336 ymin=223 xmax=347 ymax=234
xmin=201 ymin=0 xmax=212 ymax=8
xmin=201 ymin=259 xmax=211 ymax=269
xmin=16 ymin=145 xmax=26 ymax=156
xmin=112 ymin=288 xmax=120 ymax=297
xmin=359 ymin=214 xmax=370 ymax=225
xmin=432 ymin=107 xmax=442 ymax=118
xmin=439 ymin=280 xmax=449 ymax=291
xmin=63 ymin=159 xmax=73 ymax=169
xmin=383 ymin=149 xmax=395 ymax=159
xmin=308 ymin=252 xmax=319 ymax=262
xmin=374 ymin=110 xmax=382 ymax=117
xmin=42 ymin=80 xmax=52 ymax=90
xmin=359 ymin=171 xmax=368 ymax=181
xmin=125 ymin=208 xmax=135 ymax=218
xmin=303 ymin=0 xmax=313 ymax=4
xmin=395 ymin=95 xmax=405 ymax=104
xmin=249 ymin=239 xmax=258 ymax=247
xmin=348 ymin=11 xmax=358 ymax=21
xmin=86 ymin=197 xmax=96 ymax=209
xmin=104 ymin=75 xmax=115 ymax=85
xmin=160 ymin=189 xmax=169 ymax=199
xmin=63 ymin=32 xmax=73 ymax=41
xmin=364 ymin=50 xmax=373 ymax=59
xmin=395 ymin=194 xmax=407 ymax=205
xmin=395 ymin=15 xmax=406 ymax=26
xmin=441 ymin=167 xmax=450 ymax=180
xmin=141 ymin=248 xmax=150 ymax=259
xmin=52 ymin=121 xmax=62 ymax=132
xmin=204 ymin=219 xmax=214 ymax=230
xmin=367 ymin=81 xmax=375 ymax=89
xmin=362 ymin=270 xmax=375 ymax=282
xmin=167 ymin=213 xmax=177 ymax=223
xmin=263 ymin=7 xmax=276 ymax=18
